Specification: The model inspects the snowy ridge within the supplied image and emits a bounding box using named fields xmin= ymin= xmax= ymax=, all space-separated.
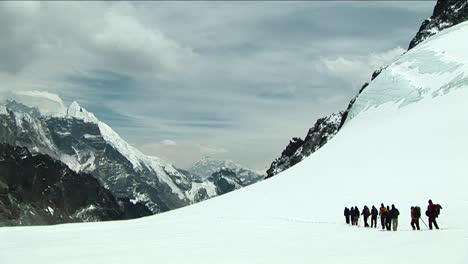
xmin=66 ymin=101 xmax=185 ymax=199
xmin=96 ymin=122 xmax=185 ymax=199
xmin=190 ymin=156 xmax=263 ymax=182
xmin=346 ymin=21 xmax=468 ymax=123
xmin=67 ymin=101 xmax=99 ymax=124
xmin=0 ymin=100 xmax=188 ymax=208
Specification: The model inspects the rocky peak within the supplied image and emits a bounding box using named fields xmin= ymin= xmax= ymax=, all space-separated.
xmin=266 ymin=111 xmax=343 ymax=178
xmin=67 ymin=101 xmax=98 ymax=124
xmin=408 ymin=0 xmax=468 ymax=49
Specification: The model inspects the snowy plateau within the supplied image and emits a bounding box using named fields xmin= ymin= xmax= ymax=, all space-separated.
xmin=1 ymin=14 xmax=468 ymax=264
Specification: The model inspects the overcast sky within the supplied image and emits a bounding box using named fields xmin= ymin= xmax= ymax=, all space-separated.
xmin=0 ymin=1 xmax=435 ymax=170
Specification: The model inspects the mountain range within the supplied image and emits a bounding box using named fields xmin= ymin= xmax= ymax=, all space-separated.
xmin=0 ymin=100 xmax=263 ymax=225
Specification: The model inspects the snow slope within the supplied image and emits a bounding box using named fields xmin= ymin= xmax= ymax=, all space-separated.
xmin=346 ymin=21 xmax=468 ymax=122
xmin=1 ymin=20 xmax=468 ymax=264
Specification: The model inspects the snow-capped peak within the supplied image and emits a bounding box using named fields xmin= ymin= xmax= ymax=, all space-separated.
xmin=189 ymin=156 xmax=263 ymax=181
xmin=67 ymin=101 xmax=98 ymax=124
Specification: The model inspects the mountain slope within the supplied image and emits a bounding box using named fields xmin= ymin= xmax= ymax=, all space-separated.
xmin=0 ymin=101 xmax=190 ymax=213
xmin=266 ymin=112 xmax=343 ymax=178
xmin=1 ymin=17 xmax=467 ymax=264
xmin=267 ymin=0 xmax=468 ymax=178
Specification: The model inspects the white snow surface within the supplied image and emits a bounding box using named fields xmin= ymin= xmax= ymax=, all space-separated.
xmin=2 ymin=22 xmax=468 ymax=264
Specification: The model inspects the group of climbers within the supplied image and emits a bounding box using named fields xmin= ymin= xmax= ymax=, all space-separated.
xmin=408 ymin=200 xmax=443 ymax=230
xmin=378 ymin=203 xmax=400 ymax=231
xmin=344 ymin=206 xmax=360 ymax=226
xmin=344 ymin=200 xmax=442 ymax=231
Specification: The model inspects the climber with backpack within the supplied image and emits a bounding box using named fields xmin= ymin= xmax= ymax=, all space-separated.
xmin=371 ymin=205 xmax=378 ymax=228
xmin=425 ymin=199 xmax=442 ymax=230
xmin=362 ymin=206 xmax=371 ymax=227
xmin=410 ymin=206 xmax=421 ymax=230
xmin=379 ymin=203 xmax=388 ymax=230
xmin=353 ymin=206 xmax=360 ymax=226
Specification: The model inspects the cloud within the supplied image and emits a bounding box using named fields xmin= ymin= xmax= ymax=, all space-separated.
xmin=0 ymin=2 xmax=435 ymax=170
xmin=318 ymin=47 xmax=406 ymax=87
xmin=199 ymin=145 xmax=228 ymax=156
xmin=85 ymin=3 xmax=196 ymax=78
xmin=0 ymin=2 xmax=196 ymax=79
xmin=160 ymin=139 xmax=177 ymax=147
xmin=0 ymin=90 xmax=67 ymax=115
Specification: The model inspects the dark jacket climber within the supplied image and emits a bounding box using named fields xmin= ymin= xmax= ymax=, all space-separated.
xmin=371 ymin=205 xmax=378 ymax=228
xmin=361 ymin=206 xmax=371 ymax=227
xmin=344 ymin=207 xmax=350 ymax=224
xmin=389 ymin=204 xmax=400 ymax=231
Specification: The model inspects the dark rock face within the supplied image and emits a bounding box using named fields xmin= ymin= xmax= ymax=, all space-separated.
xmin=186 ymin=157 xmax=264 ymax=202
xmin=0 ymin=144 xmax=151 ymax=226
xmin=192 ymin=187 xmax=210 ymax=203
xmin=266 ymin=112 xmax=343 ymax=178
xmin=189 ymin=167 xmax=261 ymax=203
xmin=211 ymin=169 xmax=243 ymax=194
xmin=408 ymin=0 xmax=468 ymax=50
xmin=338 ymin=82 xmax=369 ymax=130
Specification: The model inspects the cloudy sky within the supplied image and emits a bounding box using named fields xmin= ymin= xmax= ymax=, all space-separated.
xmin=0 ymin=1 xmax=435 ymax=170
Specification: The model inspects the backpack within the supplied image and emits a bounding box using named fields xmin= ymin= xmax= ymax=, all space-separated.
xmin=434 ymin=204 xmax=442 ymax=217
xmin=414 ymin=206 xmax=421 ymax=218
xmin=364 ymin=208 xmax=370 ymax=217
xmin=380 ymin=207 xmax=387 ymax=215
